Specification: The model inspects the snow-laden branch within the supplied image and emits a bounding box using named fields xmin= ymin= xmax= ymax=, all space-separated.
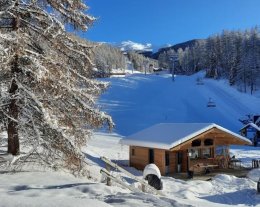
xmin=46 ymin=0 xmax=95 ymax=30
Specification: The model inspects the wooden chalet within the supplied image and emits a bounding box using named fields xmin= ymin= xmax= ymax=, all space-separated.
xmin=240 ymin=123 xmax=260 ymax=146
xmin=120 ymin=123 xmax=251 ymax=176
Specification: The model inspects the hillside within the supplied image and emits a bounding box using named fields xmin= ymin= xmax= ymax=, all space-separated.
xmin=152 ymin=39 xmax=203 ymax=59
xmin=99 ymin=71 xmax=260 ymax=136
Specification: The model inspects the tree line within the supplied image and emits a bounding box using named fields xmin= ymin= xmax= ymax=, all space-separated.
xmin=158 ymin=27 xmax=260 ymax=94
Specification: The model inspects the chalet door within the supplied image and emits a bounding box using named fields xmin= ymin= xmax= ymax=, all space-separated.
xmin=177 ymin=152 xmax=182 ymax=173
xmin=149 ymin=149 xmax=154 ymax=163
xmin=165 ymin=151 xmax=170 ymax=174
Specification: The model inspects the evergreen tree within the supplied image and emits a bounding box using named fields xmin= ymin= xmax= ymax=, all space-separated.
xmin=166 ymin=27 xmax=260 ymax=94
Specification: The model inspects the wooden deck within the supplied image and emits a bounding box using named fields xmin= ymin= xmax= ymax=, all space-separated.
xmin=170 ymin=168 xmax=252 ymax=181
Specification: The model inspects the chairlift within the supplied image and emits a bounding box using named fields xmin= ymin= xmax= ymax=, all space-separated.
xmin=207 ymin=98 xmax=216 ymax=107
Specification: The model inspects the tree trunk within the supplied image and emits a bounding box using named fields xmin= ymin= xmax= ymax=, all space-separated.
xmin=8 ymin=55 xmax=19 ymax=155
xmin=7 ymin=99 xmax=19 ymax=155
xmin=8 ymin=7 xmax=20 ymax=155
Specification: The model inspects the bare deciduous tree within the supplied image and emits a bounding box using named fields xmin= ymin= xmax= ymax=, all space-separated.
xmin=0 ymin=0 xmax=113 ymax=174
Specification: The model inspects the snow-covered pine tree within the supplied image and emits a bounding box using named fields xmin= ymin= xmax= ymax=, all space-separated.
xmin=246 ymin=28 xmax=260 ymax=94
xmin=0 ymin=0 xmax=113 ymax=174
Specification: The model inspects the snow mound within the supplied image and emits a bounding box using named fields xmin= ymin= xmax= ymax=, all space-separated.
xmin=143 ymin=164 xmax=161 ymax=179
xmin=247 ymin=168 xmax=260 ymax=182
xmin=213 ymin=174 xmax=235 ymax=183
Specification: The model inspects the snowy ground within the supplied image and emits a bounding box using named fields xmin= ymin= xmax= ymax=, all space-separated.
xmin=1 ymin=72 xmax=260 ymax=206
xmin=1 ymin=132 xmax=260 ymax=207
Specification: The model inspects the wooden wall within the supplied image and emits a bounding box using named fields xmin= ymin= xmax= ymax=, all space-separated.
xmin=154 ymin=149 xmax=166 ymax=175
xmin=129 ymin=146 xmax=181 ymax=175
xmin=169 ymin=151 xmax=177 ymax=174
xmin=129 ymin=146 xmax=149 ymax=170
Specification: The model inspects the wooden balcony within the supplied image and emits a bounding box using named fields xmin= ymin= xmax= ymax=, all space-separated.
xmin=171 ymin=167 xmax=251 ymax=181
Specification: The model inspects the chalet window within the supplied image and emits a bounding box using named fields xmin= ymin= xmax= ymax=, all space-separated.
xmin=149 ymin=149 xmax=154 ymax=163
xmin=165 ymin=151 xmax=169 ymax=166
xmin=192 ymin=139 xmax=201 ymax=147
xmin=202 ymin=148 xmax=211 ymax=158
xmin=189 ymin=149 xmax=199 ymax=159
xmin=131 ymin=148 xmax=135 ymax=156
xmin=216 ymin=145 xmax=228 ymax=156
xmin=204 ymin=138 xmax=213 ymax=146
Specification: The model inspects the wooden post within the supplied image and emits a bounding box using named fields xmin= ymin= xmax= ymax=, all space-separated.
xmin=141 ymin=184 xmax=146 ymax=192
xmin=252 ymin=159 xmax=256 ymax=168
xmin=106 ymin=163 xmax=112 ymax=186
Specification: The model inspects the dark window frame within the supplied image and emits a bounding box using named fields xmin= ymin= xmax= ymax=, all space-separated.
xmin=192 ymin=139 xmax=201 ymax=147
xmin=204 ymin=138 xmax=214 ymax=146
xmin=131 ymin=148 xmax=135 ymax=156
xmin=165 ymin=151 xmax=170 ymax=166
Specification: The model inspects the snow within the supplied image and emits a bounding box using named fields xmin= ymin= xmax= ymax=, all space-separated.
xmin=99 ymin=72 xmax=260 ymax=136
xmin=143 ymin=164 xmax=162 ymax=179
xmin=247 ymin=169 xmax=260 ymax=182
xmin=240 ymin=123 xmax=260 ymax=131
xmin=230 ymin=147 xmax=260 ymax=168
xmin=118 ymin=40 xmax=153 ymax=52
xmin=120 ymin=123 xmax=251 ymax=149
xmin=0 ymin=171 xmax=114 ymax=207
xmin=2 ymin=72 xmax=260 ymax=207
xmin=1 ymin=132 xmax=260 ymax=207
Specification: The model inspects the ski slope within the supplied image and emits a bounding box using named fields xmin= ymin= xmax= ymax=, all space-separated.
xmin=99 ymin=72 xmax=260 ymax=136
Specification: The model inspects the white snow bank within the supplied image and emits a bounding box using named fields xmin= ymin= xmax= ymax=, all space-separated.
xmin=0 ymin=172 xmax=116 ymax=207
xmin=0 ymin=197 xmax=112 ymax=207
xmin=0 ymin=171 xmax=183 ymax=207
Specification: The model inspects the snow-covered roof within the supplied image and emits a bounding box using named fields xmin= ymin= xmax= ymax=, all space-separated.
xmin=120 ymin=123 xmax=251 ymax=149
xmin=240 ymin=123 xmax=260 ymax=131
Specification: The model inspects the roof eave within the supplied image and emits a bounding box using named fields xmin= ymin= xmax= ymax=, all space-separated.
xmin=119 ymin=139 xmax=170 ymax=150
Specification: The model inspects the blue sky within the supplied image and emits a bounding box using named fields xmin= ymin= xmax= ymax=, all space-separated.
xmin=82 ymin=0 xmax=260 ymax=48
